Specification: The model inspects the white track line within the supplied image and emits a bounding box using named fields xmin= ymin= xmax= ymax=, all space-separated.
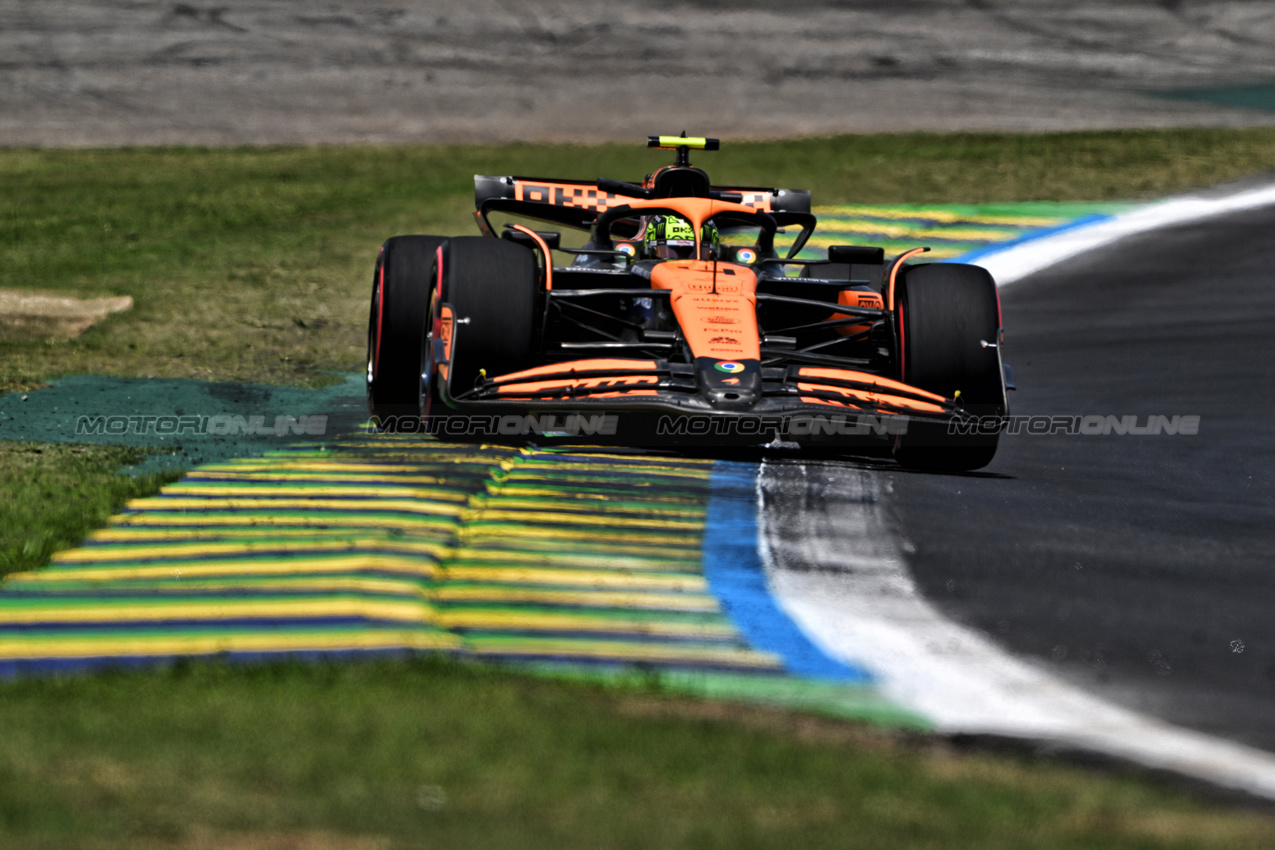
xmin=760 ymin=180 xmax=1275 ymax=798
xmin=979 ymin=180 xmax=1275 ymax=285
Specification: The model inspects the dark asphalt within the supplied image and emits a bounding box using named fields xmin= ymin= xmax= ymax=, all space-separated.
xmin=890 ymin=204 xmax=1275 ymax=751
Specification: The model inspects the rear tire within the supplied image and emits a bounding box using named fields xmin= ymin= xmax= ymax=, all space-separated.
xmin=435 ymin=236 xmax=540 ymax=398
xmin=893 ymin=262 xmax=1005 ymax=471
xmin=367 ymin=235 xmax=446 ymax=431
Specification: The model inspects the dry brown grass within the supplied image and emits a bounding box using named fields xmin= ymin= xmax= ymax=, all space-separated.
xmin=0 ymin=290 xmax=133 ymax=341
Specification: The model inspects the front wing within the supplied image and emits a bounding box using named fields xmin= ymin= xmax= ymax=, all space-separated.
xmin=431 ymin=352 xmax=984 ymax=449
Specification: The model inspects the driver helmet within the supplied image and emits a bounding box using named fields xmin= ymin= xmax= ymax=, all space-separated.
xmin=644 ymin=214 xmax=720 ymax=260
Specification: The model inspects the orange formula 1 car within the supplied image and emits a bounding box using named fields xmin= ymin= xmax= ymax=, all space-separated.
xmin=366 ymin=136 xmax=1009 ymax=470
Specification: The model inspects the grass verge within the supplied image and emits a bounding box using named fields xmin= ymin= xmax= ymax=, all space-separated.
xmin=2 ymin=656 xmax=1273 ymax=850
xmin=0 ymin=442 xmax=182 ymax=578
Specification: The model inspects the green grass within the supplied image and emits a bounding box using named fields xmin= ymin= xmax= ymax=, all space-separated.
xmin=2 ymin=656 xmax=1272 ymax=850
xmin=0 ymin=442 xmax=182 ymax=577
xmin=4 ymin=131 xmax=1275 ymax=846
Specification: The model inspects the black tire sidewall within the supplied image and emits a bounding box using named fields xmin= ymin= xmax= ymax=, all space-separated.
xmin=899 ymin=262 xmax=1004 ymax=417
xmin=440 ymin=236 xmax=540 ymax=394
xmin=895 ymin=262 xmax=1005 ymax=470
xmin=367 ymin=234 xmax=448 ymax=429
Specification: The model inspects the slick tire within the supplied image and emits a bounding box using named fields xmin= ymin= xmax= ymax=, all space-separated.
xmin=893 ymin=262 xmax=1005 ymax=472
xmin=437 ymin=236 xmax=540 ymax=397
xmin=367 ymin=235 xmax=447 ymax=432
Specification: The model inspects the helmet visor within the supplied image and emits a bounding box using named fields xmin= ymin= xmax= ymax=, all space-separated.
xmin=653 ymin=239 xmax=696 ymax=260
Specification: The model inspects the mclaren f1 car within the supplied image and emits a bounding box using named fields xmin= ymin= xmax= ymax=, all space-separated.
xmin=366 ymin=136 xmax=1009 ymax=470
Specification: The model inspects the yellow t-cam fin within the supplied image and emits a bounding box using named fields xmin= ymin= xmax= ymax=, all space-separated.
xmin=648 ymin=136 xmax=719 ymax=151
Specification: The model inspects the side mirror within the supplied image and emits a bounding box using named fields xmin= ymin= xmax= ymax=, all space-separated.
xmin=828 ymin=245 xmax=885 ymax=265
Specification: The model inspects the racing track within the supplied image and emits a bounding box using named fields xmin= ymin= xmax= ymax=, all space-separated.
xmin=765 ymin=200 xmax=1275 ymax=755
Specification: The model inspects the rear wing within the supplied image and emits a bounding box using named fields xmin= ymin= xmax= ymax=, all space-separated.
xmin=474 ymin=174 xmax=816 ymax=257
xmin=476 ymin=174 xmax=810 ymax=219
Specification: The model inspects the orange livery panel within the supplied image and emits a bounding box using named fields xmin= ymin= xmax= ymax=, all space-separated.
xmin=513 ymin=180 xmax=626 ymax=214
xmin=795 ymin=367 xmax=947 ymax=403
xmin=493 ymin=359 xmax=660 ymax=384
xmin=497 ymin=376 xmax=660 ymax=397
xmin=651 ymin=260 xmax=761 ymax=361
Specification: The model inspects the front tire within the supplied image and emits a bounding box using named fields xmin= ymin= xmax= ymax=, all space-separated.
xmin=893 ymin=262 xmax=1005 ymax=471
xmin=367 ymin=235 xmax=447 ymax=431
xmin=435 ymin=236 xmax=540 ymax=398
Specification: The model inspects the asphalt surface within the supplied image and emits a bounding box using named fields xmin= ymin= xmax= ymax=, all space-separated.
xmin=887 ymin=203 xmax=1275 ymax=751
xmin=4 ymin=0 xmax=1275 ymax=146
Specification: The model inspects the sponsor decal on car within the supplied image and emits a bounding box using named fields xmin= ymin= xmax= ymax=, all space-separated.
xmin=714 ymin=361 xmax=745 ymax=373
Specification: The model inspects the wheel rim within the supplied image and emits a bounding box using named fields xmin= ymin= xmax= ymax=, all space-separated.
xmin=420 ymin=329 xmax=434 ymax=419
xmin=419 ymin=287 xmax=439 ymax=423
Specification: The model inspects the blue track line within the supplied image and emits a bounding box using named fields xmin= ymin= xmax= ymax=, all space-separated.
xmin=702 ymin=461 xmax=873 ymax=683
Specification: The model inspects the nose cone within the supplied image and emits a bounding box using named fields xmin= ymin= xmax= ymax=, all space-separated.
xmin=696 ymin=357 xmax=761 ymax=410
